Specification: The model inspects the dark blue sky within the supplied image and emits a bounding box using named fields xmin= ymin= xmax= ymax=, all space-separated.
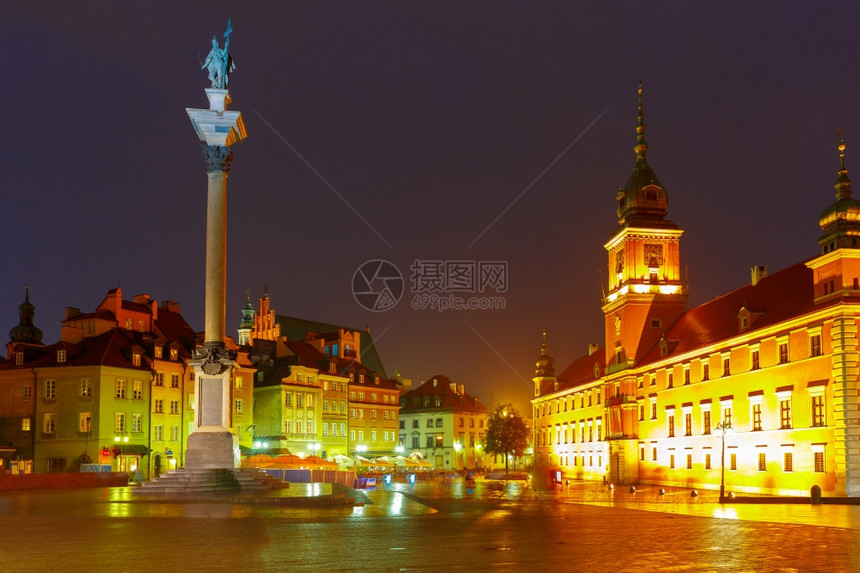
xmin=4 ymin=2 xmax=860 ymax=411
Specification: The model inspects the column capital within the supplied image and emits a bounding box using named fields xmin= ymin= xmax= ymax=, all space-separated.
xmin=201 ymin=144 xmax=233 ymax=173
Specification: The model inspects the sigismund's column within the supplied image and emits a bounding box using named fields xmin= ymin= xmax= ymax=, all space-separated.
xmin=185 ymin=22 xmax=247 ymax=469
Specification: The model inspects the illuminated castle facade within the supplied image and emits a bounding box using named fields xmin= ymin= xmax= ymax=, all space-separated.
xmin=532 ymin=83 xmax=860 ymax=496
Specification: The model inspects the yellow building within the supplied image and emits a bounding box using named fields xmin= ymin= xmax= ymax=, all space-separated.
xmin=533 ymin=83 xmax=859 ymax=497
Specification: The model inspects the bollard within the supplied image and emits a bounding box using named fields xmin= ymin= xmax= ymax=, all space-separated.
xmin=658 ymin=488 xmax=665 ymax=495
xmin=811 ymin=484 xmax=822 ymax=505
xmin=691 ymin=490 xmax=698 ymax=498
xmin=629 ymin=486 xmax=636 ymax=493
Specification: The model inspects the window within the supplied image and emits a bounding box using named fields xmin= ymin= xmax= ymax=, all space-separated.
xmin=153 ymin=425 xmax=164 ymax=441
xmin=459 ymin=417 xmax=464 ymax=428
xmin=686 ymin=453 xmax=692 ymax=470
xmin=703 ymin=410 xmax=711 ymax=435
xmin=22 ymin=418 xmax=31 ymax=432
xmin=132 ymin=414 xmax=142 ymax=433
xmin=779 ymin=342 xmax=789 ymax=364
xmin=669 ymin=454 xmax=675 ymax=469
xmin=684 ymin=412 xmax=692 ymax=436
xmin=413 ymin=420 xmax=419 ymax=428
xmin=751 ymin=349 xmax=760 ymax=370
xmin=780 ymin=398 xmax=792 ymax=429
xmin=752 ymin=403 xmax=762 ymax=431
xmin=667 ymin=414 xmax=675 ymax=437
xmin=358 ymin=430 xmax=364 ymax=441
xmin=155 ymin=346 xmax=162 ymax=359
xmin=155 ymin=373 xmax=164 ymax=387
xmin=296 ymin=393 xmax=303 ymax=407
xmin=57 ymin=349 xmax=66 ymax=363
xmin=235 ymin=376 xmax=243 ymax=389
xmin=133 ymin=380 xmax=142 ymax=400
xmin=684 ymin=368 xmax=691 ymax=385
xmin=705 ymin=453 xmax=711 ymax=470
xmin=371 ymin=430 xmax=377 ymax=441
xmin=652 ymin=446 xmax=657 ymax=461
xmin=81 ymin=379 xmax=92 ymax=398
xmin=115 ymin=380 xmax=126 ymax=399
xmin=758 ymin=451 xmax=767 ymax=471
xmin=22 ymin=384 xmax=32 ymax=399
xmin=639 ymin=403 xmax=645 ymax=421
xmin=285 ymin=420 xmax=292 ymax=434
xmin=383 ymin=411 xmax=388 ymax=420
xmin=323 ymin=423 xmax=329 ymax=437
xmin=730 ymin=452 xmax=737 ymax=471
xmin=640 ymin=446 xmax=645 ymax=461
xmin=188 ymin=393 xmax=195 ymax=409
xmin=810 ymin=334 xmax=822 ymax=357
xmin=44 ymin=413 xmax=56 ymax=433
xmin=115 ymin=413 xmax=126 ymax=433
xmin=170 ymin=426 xmax=179 ymax=441
xmin=306 ymin=421 xmax=313 ymax=434
xmin=667 ymin=372 xmax=673 ymax=388
xmin=340 ymin=423 xmax=345 ymax=437
xmin=154 ymin=399 xmax=164 ymax=414
xmin=15 ymin=353 xmax=23 ymax=366
xmin=371 ymin=410 xmax=377 ymax=420
xmin=426 ymin=435 xmax=435 ymax=448
xmin=358 ymin=392 xmax=365 ymax=401
xmin=812 ymin=395 xmax=825 ymax=427
xmin=306 ymin=394 xmax=313 ymax=408
xmin=651 ymin=401 xmax=657 ymax=420
xmin=79 ymin=412 xmax=92 ymax=433
xmin=285 ymin=393 xmax=292 ymax=406
xmin=323 ymin=400 xmax=329 ymax=413
xmin=814 ymin=448 xmax=825 ymax=473
xmin=350 ymin=409 xmax=357 ymax=419
xmin=171 ymin=374 xmax=180 ymax=388
xmin=722 ymin=356 xmax=730 ymax=377
xmin=132 ymin=353 xmax=141 ymax=367
xmin=783 ymin=451 xmax=793 ymax=472
xmin=170 ymin=400 xmax=179 ymax=414
xmin=296 ymin=421 xmax=303 ymax=434
xmin=371 ymin=393 xmax=377 ymax=402
xmin=723 ymin=405 xmax=733 ymax=427
xmin=170 ymin=349 xmax=178 ymax=360
xmin=45 ymin=380 xmax=56 ymax=399
xmin=436 ymin=419 xmax=444 ymax=427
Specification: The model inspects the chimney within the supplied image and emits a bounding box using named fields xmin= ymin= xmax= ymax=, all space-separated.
xmin=587 ymin=343 xmax=598 ymax=356
xmin=65 ymin=307 xmax=81 ymax=320
xmin=133 ymin=293 xmax=151 ymax=304
xmin=161 ymin=300 xmax=182 ymax=313
xmin=751 ymin=265 xmax=768 ymax=286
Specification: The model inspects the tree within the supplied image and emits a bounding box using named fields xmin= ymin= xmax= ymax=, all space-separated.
xmin=484 ymin=403 xmax=529 ymax=473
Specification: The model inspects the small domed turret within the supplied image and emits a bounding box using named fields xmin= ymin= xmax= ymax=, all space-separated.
xmin=8 ymin=285 xmax=43 ymax=346
xmin=535 ymin=330 xmax=555 ymax=377
xmin=818 ymin=133 xmax=860 ymax=253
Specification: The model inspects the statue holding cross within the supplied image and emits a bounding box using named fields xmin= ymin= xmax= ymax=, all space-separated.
xmin=201 ymin=20 xmax=236 ymax=89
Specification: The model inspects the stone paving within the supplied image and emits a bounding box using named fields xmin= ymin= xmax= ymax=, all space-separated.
xmin=0 ymin=477 xmax=858 ymax=571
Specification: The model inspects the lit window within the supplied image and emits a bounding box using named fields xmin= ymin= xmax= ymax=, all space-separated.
xmin=57 ymin=350 xmax=66 ymax=363
xmin=814 ymin=447 xmax=825 ymax=473
xmin=154 ymin=425 xmax=164 ymax=441
xmin=43 ymin=413 xmax=56 ymax=434
xmin=810 ymin=334 xmax=822 ymax=357
xmin=752 ymin=403 xmax=762 ymax=431
xmin=285 ymin=393 xmax=292 ymax=406
xmin=22 ymin=417 xmax=31 ymax=432
xmin=132 ymin=414 xmax=142 ymax=433
xmin=812 ymin=395 xmax=825 ymax=427
xmin=779 ymin=398 xmax=792 ymax=429
xmin=115 ymin=413 xmax=126 ymax=433
xmin=79 ymin=412 xmax=91 ymax=433
xmin=155 ymin=347 xmax=162 ymax=359
xmin=133 ymin=380 xmax=142 ymax=400
xmin=132 ymin=353 xmax=141 ymax=367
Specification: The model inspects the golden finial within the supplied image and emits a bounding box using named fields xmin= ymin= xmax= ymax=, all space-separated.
xmin=635 ymin=76 xmax=648 ymax=160
xmin=836 ymin=129 xmax=852 ymax=200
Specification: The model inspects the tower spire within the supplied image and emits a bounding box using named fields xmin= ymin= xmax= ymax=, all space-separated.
xmin=836 ymin=130 xmax=852 ymax=201
xmin=634 ymin=76 xmax=648 ymax=161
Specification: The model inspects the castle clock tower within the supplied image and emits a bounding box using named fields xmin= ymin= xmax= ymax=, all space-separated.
xmin=601 ymin=81 xmax=688 ymax=374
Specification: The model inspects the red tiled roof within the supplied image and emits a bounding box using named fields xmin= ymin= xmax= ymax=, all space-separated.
xmin=401 ymin=374 xmax=488 ymax=413
xmin=556 ymin=350 xmax=606 ymax=391
xmin=27 ymin=330 xmax=149 ymax=371
xmin=638 ymin=260 xmax=820 ymax=366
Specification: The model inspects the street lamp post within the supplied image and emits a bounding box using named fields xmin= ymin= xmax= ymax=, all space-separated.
xmin=715 ymin=421 xmax=732 ymax=502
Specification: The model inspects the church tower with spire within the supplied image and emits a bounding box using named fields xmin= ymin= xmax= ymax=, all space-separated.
xmin=532 ymin=330 xmax=557 ymax=397
xmin=7 ymin=285 xmax=44 ymax=359
xmin=601 ymin=80 xmax=688 ymax=374
xmin=237 ymin=289 xmax=255 ymax=346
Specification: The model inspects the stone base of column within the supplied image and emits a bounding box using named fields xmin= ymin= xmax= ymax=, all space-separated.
xmin=185 ymin=431 xmax=239 ymax=469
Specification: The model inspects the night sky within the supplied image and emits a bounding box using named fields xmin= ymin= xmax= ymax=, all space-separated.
xmin=4 ymin=2 xmax=860 ymax=413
